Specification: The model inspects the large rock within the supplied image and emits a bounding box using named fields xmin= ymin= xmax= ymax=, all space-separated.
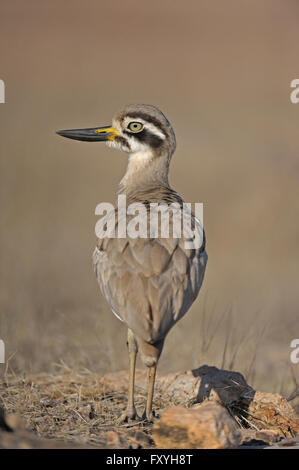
xmin=158 ymin=365 xmax=254 ymax=406
xmin=152 ymin=401 xmax=242 ymax=449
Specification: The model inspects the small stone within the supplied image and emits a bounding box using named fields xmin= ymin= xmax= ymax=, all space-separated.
xmin=105 ymin=431 xmax=127 ymax=448
xmin=126 ymin=429 xmax=153 ymax=449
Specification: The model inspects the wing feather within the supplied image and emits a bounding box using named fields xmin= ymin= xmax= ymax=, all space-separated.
xmin=93 ymin=208 xmax=207 ymax=343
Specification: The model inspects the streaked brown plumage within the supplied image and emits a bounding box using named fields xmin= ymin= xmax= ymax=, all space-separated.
xmin=57 ymin=104 xmax=207 ymax=422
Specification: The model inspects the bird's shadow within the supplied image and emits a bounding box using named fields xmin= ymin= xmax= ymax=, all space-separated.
xmin=190 ymin=364 xmax=255 ymax=427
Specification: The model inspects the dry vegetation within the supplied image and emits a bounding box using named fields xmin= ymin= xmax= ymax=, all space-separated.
xmin=0 ymin=364 xmax=170 ymax=448
xmin=1 ymin=362 xmax=298 ymax=449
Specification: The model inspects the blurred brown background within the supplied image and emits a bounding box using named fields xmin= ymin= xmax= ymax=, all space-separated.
xmin=0 ymin=0 xmax=298 ymax=393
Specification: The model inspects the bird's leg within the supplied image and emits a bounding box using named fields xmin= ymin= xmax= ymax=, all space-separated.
xmin=127 ymin=328 xmax=138 ymax=419
xmin=118 ymin=328 xmax=140 ymax=424
xmin=143 ymin=364 xmax=157 ymax=422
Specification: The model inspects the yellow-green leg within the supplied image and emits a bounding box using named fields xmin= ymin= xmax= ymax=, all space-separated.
xmin=144 ymin=364 xmax=157 ymax=422
xmin=118 ymin=328 xmax=140 ymax=423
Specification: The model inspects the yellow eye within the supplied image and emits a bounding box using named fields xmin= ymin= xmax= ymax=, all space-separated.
xmin=128 ymin=121 xmax=143 ymax=133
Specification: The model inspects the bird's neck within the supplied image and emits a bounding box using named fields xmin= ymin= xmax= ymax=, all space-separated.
xmin=118 ymin=149 xmax=171 ymax=201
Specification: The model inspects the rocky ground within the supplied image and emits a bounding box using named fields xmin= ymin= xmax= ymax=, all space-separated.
xmin=0 ymin=364 xmax=298 ymax=449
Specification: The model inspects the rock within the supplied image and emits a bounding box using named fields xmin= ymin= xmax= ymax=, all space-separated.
xmin=105 ymin=431 xmax=127 ymax=448
xmin=152 ymin=401 xmax=242 ymax=449
xmin=158 ymin=365 xmax=255 ymax=406
xmin=105 ymin=429 xmax=152 ymax=449
xmin=246 ymin=392 xmax=299 ymax=438
xmin=126 ymin=429 xmax=153 ymax=449
xmin=241 ymin=428 xmax=282 ymax=447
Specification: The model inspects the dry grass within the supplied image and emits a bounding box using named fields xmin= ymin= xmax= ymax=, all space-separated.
xmin=0 ymin=363 xmax=174 ymax=448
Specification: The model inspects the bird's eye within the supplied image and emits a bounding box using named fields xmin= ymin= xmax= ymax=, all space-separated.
xmin=128 ymin=121 xmax=143 ymax=133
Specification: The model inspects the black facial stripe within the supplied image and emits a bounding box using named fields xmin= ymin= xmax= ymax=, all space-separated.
xmin=123 ymin=129 xmax=163 ymax=149
xmin=125 ymin=112 xmax=167 ymax=137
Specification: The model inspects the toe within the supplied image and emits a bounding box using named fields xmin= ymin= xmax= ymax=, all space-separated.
xmin=117 ymin=407 xmax=141 ymax=425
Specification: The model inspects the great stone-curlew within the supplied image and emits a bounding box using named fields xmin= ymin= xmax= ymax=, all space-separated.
xmin=57 ymin=104 xmax=207 ymax=422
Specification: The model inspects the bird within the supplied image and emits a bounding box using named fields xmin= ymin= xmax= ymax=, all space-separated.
xmin=57 ymin=104 xmax=207 ymax=423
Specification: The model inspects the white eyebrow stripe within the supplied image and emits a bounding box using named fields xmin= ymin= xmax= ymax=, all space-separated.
xmin=143 ymin=122 xmax=166 ymax=140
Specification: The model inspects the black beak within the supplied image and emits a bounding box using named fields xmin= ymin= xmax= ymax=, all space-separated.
xmin=56 ymin=125 xmax=119 ymax=142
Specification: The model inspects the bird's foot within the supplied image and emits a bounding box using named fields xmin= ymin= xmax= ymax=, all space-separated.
xmin=141 ymin=409 xmax=158 ymax=423
xmin=117 ymin=406 xmax=141 ymax=425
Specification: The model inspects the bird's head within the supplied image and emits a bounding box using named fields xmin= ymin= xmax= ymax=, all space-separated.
xmin=56 ymin=104 xmax=176 ymax=160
